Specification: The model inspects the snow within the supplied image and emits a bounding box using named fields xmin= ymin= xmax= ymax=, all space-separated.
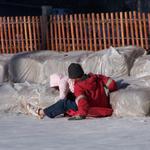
xmin=1 ymin=115 xmax=150 ymax=150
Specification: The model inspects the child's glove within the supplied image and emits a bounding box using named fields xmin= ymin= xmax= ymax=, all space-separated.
xmin=68 ymin=115 xmax=86 ymax=121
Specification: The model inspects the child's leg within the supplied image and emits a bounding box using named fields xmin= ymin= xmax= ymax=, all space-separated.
xmin=43 ymin=99 xmax=77 ymax=118
xmin=64 ymin=99 xmax=78 ymax=112
xmin=43 ymin=100 xmax=65 ymax=118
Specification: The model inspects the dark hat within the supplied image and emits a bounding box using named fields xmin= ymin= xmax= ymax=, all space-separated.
xmin=68 ymin=63 xmax=84 ymax=79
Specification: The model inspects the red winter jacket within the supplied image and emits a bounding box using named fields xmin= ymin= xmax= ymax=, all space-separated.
xmin=70 ymin=73 xmax=117 ymax=117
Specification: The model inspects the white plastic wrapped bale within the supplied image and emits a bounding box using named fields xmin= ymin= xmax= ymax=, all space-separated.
xmin=9 ymin=51 xmax=64 ymax=84
xmin=10 ymin=57 xmax=44 ymax=83
xmin=64 ymin=51 xmax=93 ymax=58
xmin=0 ymin=54 xmax=14 ymax=83
xmin=116 ymin=46 xmax=146 ymax=74
xmin=130 ymin=55 xmax=150 ymax=78
xmin=43 ymin=51 xmax=92 ymax=77
xmin=119 ymin=75 xmax=150 ymax=89
xmin=82 ymin=47 xmax=128 ymax=78
xmin=110 ymin=88 xmax=150 ymax=117
xmin=0 ymin=83 xmax=19 ymax=116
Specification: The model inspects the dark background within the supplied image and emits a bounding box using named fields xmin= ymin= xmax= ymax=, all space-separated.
xmin=0 ymin=0 xmax=149 ymax=16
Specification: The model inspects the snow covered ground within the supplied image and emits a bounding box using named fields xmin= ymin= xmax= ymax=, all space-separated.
xmin=1 ymin=114 xmax=150 ymax=150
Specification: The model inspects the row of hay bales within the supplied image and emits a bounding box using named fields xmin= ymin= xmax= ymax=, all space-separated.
xmin=1 ymin=46 xmax=150 ymax=117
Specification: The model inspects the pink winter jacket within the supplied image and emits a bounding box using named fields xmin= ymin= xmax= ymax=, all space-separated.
xmin=50 ymin=73 xmax=74 ymax=100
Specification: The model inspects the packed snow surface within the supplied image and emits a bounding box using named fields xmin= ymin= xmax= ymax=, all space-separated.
xmin=1 ymin=115 xmax=150 ymax=150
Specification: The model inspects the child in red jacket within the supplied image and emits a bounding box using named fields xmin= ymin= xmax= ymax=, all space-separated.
xmin=67 ymin=63 xmax=118 ymax=120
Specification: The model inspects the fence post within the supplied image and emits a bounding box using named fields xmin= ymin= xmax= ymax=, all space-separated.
xmin=148 ymin=13 xmax=150 ymax=50
xmin=40 ymin=16 xmax=48 ymax=50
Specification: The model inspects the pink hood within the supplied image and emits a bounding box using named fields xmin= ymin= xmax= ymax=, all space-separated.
xmin=49 ymin=73 xmax=63 ymax=87
xmin=50 ymin=73 xmax=74 ymax=100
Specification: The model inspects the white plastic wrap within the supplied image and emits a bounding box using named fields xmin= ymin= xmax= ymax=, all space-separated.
xmin=8 ymin=47 xmax=145 ymax=84
xmin=43 ymin=51 xmax=92 ymax=78
xmin=82 ymin=47 xmax=128 ymax=78
xmin=130 ymin=55 xmax=150 ymax=78
xmin=9 ymin=51 xmax=64 ymax=84
xmin=110 ymin=88 xmax=150 ymax=117
xmin=99 ymin=47 xmax=128 ymax=77
xmin=116 ymin=46 xmax=145 ymax=73
xmin=119 ymin=75 xmax=150 ymax=88
xmin=10 ymin=57 xmax=44 ymax=83
xmin=9 ymin=50 xmax=91 ymax=84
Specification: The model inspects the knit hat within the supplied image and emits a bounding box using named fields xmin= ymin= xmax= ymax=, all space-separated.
xmin=49 ymin=73 xmax=63 ymax=87
xmin=68 ymin=63 xmax=84 ymax=79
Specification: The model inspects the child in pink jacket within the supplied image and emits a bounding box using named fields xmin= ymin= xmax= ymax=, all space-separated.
xmin=26 ymin=73 xmax=77 ymax=119
xmin=49 ymin=73 xmax=74 ymax=100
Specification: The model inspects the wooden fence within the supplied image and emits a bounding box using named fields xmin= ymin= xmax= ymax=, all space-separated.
xmin=0 ymin=11 xmax=150 ymax=53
